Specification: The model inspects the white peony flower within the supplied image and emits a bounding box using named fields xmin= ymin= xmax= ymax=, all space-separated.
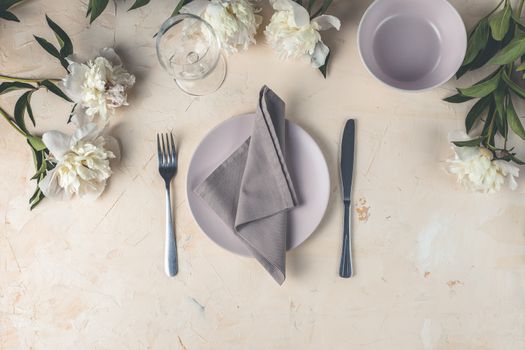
xmin=181 ymin=0 xmax=262 ymax=54
xmin=265 ymin=0 xmax=340 ymax=68
xmin=447 ymin=131 xmax=519 ymax=193
xmin=38 ymin=112 xmax=119 ymax=200
xmin=62 ymin=48 xmax=135 ymax=123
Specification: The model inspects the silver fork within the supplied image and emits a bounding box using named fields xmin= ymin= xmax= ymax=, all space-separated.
xmin=157 ymin=132 xmax=178 ymax=277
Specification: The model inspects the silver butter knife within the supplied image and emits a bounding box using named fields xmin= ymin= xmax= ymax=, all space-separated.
xmin=339 ymin=119 xmax=355 ymax=278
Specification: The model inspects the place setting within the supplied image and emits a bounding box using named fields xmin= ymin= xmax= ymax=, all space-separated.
xmin=152 ymin=0 xmax=469 ymax=283
xmin=2 ymin=0 xmax=525 ymax=287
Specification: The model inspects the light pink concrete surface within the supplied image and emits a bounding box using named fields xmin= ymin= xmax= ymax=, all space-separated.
xmin=1 ymin=1 xmax=524 ymax=349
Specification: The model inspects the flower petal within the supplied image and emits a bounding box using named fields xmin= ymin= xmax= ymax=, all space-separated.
xmin=494 ymin=160 xmax=520 ymax=190
xmin=78 ymin=179 xmax=106 ymax=200
xmin=38 ymin=168 xmax=64 ymax=199
xmin=42 ymin=131 xmax=71 ymax=161
xmin=70 ymin=107 xmax=92 ymax=127
xmin=99 ymin=47 xmax=122 ymax=67
xmin=61 ymin=62 xmax=89 ymax=103
xmin=312 ymin=15 xmax=341 ymax=31
xmin=271 ymin=0 xmax=310 ymax=27
xmin=72 ymin=123 xmax=99 ymax=144
xmin=104 ymin=136 xmax=121 ymax=162
xmin=311 ymin=40 xmax=329 ymax=68
xmin=453 ymin=146 xmax=481 ymax=161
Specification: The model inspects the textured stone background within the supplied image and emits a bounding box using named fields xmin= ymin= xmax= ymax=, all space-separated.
xmin=1 ymin=0 xmax=524 ymax=349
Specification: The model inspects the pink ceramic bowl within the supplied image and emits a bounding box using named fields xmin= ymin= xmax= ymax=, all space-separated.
xmin=358 ymin=0 xmax=466 ymax=91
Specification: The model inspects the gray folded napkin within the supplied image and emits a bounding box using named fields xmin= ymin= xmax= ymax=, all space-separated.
xmin=194 ymin=86 xmax=298 ymax=284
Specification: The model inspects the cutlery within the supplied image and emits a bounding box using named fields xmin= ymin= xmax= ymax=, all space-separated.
xmin=157 ymin=132 xmax=178 ymax=277
xmin=339 ymin=119 xmax=355 ymax=278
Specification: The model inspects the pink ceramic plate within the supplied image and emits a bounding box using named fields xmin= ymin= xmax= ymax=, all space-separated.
xmin=187 ymin=114 xmax=330 ymax=256
xmin=358 ymin=0 xmax=466 ymax=91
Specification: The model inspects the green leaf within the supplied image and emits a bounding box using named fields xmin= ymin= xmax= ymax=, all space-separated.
xmin=34 ymin=35 xmax=69 ymax=69
xmin=507 ymin=99 xmax=525 ymax=139
xmin=27 ymin=136 xmax=47 ymax=151
xmin=508 ymin=153 xmax=525 ymax=164
xmin=463 ymin=19 xmax=490 ymax=65
xmin=45 ymin=15 xmax=73 ymax=58
xmin=67 ymin=103 xmax=77 ymax=124
xmin=39 ymin=80 xmax=73 ymax=102
xmin=493 ymin=85 xmax=505 ymax=121
xmin=458 ymin=70 xmax=501 ymax=97
xmin=0 ymin=81 xmax=35 ymax=94
xmin=129 ymin=0 xmax=150 ymax=11
xmin=30 ymin=157 xmax=46 ymax=180
xmin=489 ymin=3 xmax=512 ymax=41
xmin=29 ymin=186 xmax=41 ymax=203
xmin=33 ymin=35 xmax=60 ymax=58
xmin=88 ymin=0 xmax=110 ymax=24
xmin=452 ymin=137 xmax=483 ymax=147
xmin=29 ymin=184 xmax=45 ymax=210
xmin=318 ymin=50 xmax=330 ymax=78
xmin=458 ymin=37 xmax=502 ymax=78
xmin=172 ymin=0 xmax=192 ymax=16
xmin=444 ymin=92 xmax=474 ymax=103
xmin=26 ymin=90 xmax=35 ymax=126
xmin=307 ymin=0 xmax=316 ymax=11
xmin=312 ymin=0 xmax=334 ymax=17
xmin=29 ymin=143 xmax=43 ymax=170
xmin=511 ymin=10 xmax=525 ymax=31
xmin=0 ymin=10 xmax=19 ymax=22
xmin=0 ymin=0 xmax=24 ymax=10
xmin=13 ymin=90 xmax=31 ymax=134
xmin=319 ymin=0 xmax=334 ymax=13
xmin=481 ymin=104 xmax=495 ymax=140
xmin=502 ymin=70 xmax=525 ymax=99
xmin=489 ymin=37 xmax=525 ymax=64
xmin=495 ymin=94 xmax=508 ymax=138
xmin=465 ymin=95 xmax=491 ymax=133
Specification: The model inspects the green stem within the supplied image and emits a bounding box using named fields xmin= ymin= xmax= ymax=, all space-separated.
xmin=0 ymin=107 xmax=28 ymax=137
xmin=503 ymin=95 xmax=509 ymax=150
xmin=0 ymin=74 xmax=60 ymax=84
xmin=519 ymin=0 xmax=525 ymax=17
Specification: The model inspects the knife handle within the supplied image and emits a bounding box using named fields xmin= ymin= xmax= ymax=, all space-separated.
xmin=339 ymin=200 xmax=353 ymax=278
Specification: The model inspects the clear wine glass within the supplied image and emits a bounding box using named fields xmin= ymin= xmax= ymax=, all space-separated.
xmin=156 ymin=13 xmax=227 ymax=96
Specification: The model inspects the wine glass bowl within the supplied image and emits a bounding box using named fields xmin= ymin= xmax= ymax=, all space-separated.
xmin=156 ymin=13 xmax=227 ymax=96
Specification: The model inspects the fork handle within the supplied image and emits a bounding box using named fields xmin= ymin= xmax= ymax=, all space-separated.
xmin=339 ymin=200 xmax=353 ymax=278
xmin=165 ymin=185 xmax=178 ymax=277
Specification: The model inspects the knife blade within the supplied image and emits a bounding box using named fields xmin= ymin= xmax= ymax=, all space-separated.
xmin=339 ymin=119 xmax=355 ymax=278
xmin=341 ymin=120 xmax=355 ymax=201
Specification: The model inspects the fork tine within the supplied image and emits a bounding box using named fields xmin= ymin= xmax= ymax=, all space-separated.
xmin=157 ymin=133 xmax=162 ymax=165
xmin=166 ymin=133 xmax=172 ymax=164
xmin=166 ymin=133 xmax=172 ymax=165
xmin=170 ymin=133 xmax=176 ymax=162
xmin=161 ymin=133 xmax=168 ymax=164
